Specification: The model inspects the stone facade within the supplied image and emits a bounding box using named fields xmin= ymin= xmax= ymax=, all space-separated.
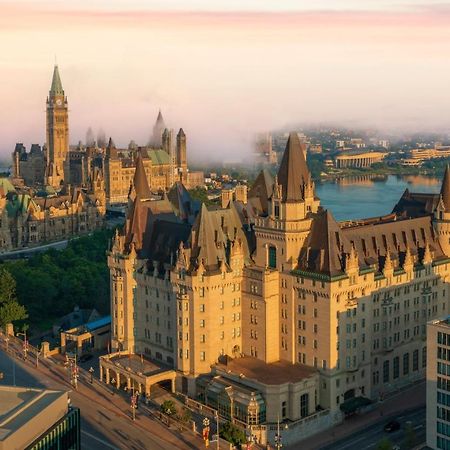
xmin=109 ymin=134 xmax=450 ymax=441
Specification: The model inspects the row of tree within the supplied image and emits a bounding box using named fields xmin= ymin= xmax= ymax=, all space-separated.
xmin=0 ymin=229 xmax=113 ymax=333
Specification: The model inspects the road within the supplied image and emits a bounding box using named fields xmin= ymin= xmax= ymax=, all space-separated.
xmin=0 ymin=339 xmax=203 ymax=450
xmin=320 ymin=407 xmax=426 ymax=450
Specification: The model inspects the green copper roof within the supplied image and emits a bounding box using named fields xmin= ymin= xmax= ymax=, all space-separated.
xmin=0 ymin=178 xmax=16 ymax=195
xmin=6 ymin=194 xmax=32 ymax=218
xmin=50 ymin=65 xmax=64 ymax=96
xmin=148 ymin=149 xmax=170 ymax=165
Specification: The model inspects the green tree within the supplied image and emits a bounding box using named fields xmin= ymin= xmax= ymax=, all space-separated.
xmin=376 ymin=438 xmax=393 ymax=450
xmin=404 ymin=422 xmax=416 ymax=448
xmin=219 ymin=421 xmax=246 ymax=446
xmin=0 ymin=268 xmax=27 ymax=328
xmin=161 ymin=400 xmax=177 ymax=416
xmin=178 ymin=407 xmax=192 ymax=425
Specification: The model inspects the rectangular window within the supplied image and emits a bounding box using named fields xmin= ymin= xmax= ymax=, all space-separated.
xmin=383 ymin=360 xmax=390 ymax=383
xmin=403 ymin=353 xmax=410 ymax=375
xmin=300 ymin=393 xmax=309 ymax=418
xmin=268 ymin=246 xmax=277 ymax=269
xmin=393 ymin=356 xmax=399 ymax=379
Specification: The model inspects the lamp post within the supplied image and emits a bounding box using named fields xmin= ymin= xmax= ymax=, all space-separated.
xmin=274 ymin=414 xmax=288 ymax=450
xmin=215 ymin=411 xmax=219 ymax=450
xmin=89 ymin=367 xmax=94 ymax=384
xmin=16 ymin=331 xmax=28 ymax=360
xmin=131 ymin=391 xmax=137 ymax=421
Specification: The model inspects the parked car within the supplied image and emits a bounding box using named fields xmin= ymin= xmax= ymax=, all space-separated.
xmin=384 ymin=420 xmax=401 ymax=432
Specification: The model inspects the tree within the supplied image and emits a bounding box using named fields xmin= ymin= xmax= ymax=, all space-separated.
xmin=161 ymin=400 xmax=177 ymax=416
xmin=0 ymin=268 xmax=27 ymax=328
xmin=178 ymin=407 xmax=192 ymax=425
xmin=404 ymin=422 xmax=417 ymax=448
xmin=376 ymin=438 xmax=393 ymax=450
xmin=219 ymin=421 xmax=246 ymax=446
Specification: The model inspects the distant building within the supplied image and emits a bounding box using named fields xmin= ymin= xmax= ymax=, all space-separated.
xmin=11 ymin=64 xmax=203 ymax=211
xmin=411 ymin=147 xmax=450 ymax=161
xmin=426 ymin=318 xmax=450 ymax=450
xmin=0 ymin=386 xmax=80 ymax=450
xmin=378 ymin=140 xmax=390 ymax=149
xmin=254 ymin=133 xmax=277 ymax=165
xmin=335 ymin=151 xmax=386 ymax=168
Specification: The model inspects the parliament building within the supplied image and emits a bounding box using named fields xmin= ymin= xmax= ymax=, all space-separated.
xmin=104 ymin=132 xmax=450 ymax=446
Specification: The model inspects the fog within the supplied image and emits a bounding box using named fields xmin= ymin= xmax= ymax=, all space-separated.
xmin=1 ymin=4 xmax=450 ymax=163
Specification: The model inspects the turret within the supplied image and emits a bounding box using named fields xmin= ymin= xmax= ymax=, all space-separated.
xmin=434 ymin=165 xmax=450 ymax=256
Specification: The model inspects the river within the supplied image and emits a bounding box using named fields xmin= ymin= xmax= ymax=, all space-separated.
xmin=316 ymin=174 xmax=442 ymax=221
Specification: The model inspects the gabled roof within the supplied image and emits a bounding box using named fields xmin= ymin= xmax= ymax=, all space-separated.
xmin=297 ymin=209 xmax=349 ymax=276
xmin=189 ymin=204 xmax=221 ymax=271
xmin=247 ymin=169 xmax=274 ymax=215
xmin=50 ymin=65 xmax=64 ymax=96
xmin=441 ymin=165 xmax=450 ymax=211
xmin=277 ymin=132 xmax=310 ymax=202
xmin=167 ymin=181 xmax=198 ymax=222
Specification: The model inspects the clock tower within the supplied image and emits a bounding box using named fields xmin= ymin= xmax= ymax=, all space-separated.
xmin=45 ymin=64 xmax=69 ymax=188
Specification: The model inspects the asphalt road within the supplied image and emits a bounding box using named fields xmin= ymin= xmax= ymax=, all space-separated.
xmin=320 ymin=407 xmax=426 ymax=450
xmin=0 ymin=344 xmax=203 ymax=450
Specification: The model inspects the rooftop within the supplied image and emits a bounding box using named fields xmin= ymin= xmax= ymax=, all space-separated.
xmin=0 ymin=386 xmax=67 ymax=445
xmin=107 ymin=354 xmax=171 ymax=376
xmin=215 ymin=357 xmax=318 ymax=385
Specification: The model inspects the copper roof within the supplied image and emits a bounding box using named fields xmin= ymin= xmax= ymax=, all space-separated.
xmin=277 ymin=132 xmax=310 ymax=202
xmin=132 ymin=153 xmax=152 ymax=200
xmin=298 ymin=209 xmax=349 ymax=276
xmin=215 ymin=356 xmax=317 ymax=385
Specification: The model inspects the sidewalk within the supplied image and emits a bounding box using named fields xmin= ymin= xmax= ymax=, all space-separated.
xmin=298 ymin=381 xmax=426 ymax=449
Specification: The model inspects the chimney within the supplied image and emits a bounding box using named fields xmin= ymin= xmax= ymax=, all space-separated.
xmin=221 ymin=189 xmax=233 ymax=209
xmin=234 ymin=184 xmax=247 ymax=204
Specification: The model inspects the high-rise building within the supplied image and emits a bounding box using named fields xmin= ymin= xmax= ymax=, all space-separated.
xmin=427 ymin=318 xmax=450 ymax=450
xmin=45 ymin=65 xmax=69 ymax=188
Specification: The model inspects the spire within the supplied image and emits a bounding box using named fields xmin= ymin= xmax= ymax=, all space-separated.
xmin=177 ymin=128 xmax=185 ymax=137
xmin=107 ymin=137 xmax=116 ymax=149
xmin=156 ymin=109 xmax=164 ymax=124
xmin=277 ymin=132 xmax=311 ymax=202
xmin=50 ymin=65 xmax=64 ymax=97
xmin=441 ymin=164 xmax=450 ymax=211
xmin=132 ymin=152 xmax=152 ymax=200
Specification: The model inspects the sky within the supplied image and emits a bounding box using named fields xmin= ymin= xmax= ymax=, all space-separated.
xmin=1 ymin=0 xmax=450 ymax=162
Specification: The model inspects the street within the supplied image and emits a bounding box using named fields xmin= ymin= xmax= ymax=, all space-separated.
xmin=319 ymin=407 xmax=425 ymax=450
xmin=0 ymin=338 xmax=204 ymax=450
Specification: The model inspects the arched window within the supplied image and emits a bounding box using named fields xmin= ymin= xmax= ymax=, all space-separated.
xmin=268 ymin=246 xmax=277 ymax=269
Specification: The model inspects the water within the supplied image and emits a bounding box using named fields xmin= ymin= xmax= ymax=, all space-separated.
xmin=316 ymin=175 xmax=442 ymax=222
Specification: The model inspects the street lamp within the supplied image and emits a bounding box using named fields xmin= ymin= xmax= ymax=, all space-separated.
xmin=16 ymin=331 xmax=28 ymax=360
xmin=215 ymin=411 xmax=219 ymax=450
xmin=274 ymin=414 xmax=288 ymax=449
xmin=89 ymin=367 xmax=94 ymax=384
xmin=131 ymin=391 xmax=137 ymax=421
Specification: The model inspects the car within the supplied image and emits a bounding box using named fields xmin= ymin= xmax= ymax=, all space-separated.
xmin=384 ymin=420 xmax=401 ymax=432
xmin=78 ymin=354 xmax=93 ymax=363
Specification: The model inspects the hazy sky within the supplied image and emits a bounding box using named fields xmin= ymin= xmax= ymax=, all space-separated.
xmin=1 ymin=0 xmax=450 ymax=161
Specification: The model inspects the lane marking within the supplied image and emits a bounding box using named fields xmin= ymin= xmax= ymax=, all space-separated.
xmin=81 ymin=430 xmax=120 ymax=449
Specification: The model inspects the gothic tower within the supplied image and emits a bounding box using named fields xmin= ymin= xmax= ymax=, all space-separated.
xmin=176 ymin=128 xmax=187 ymax=181
xmin=45 ymin=65 xmax=69 ymax=188
xmin=434 ymin=165 xmax=450 ymax=256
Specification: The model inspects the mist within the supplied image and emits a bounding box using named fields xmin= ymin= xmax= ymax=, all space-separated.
xmin=1 ymin=5 xmax=450 ymax=163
